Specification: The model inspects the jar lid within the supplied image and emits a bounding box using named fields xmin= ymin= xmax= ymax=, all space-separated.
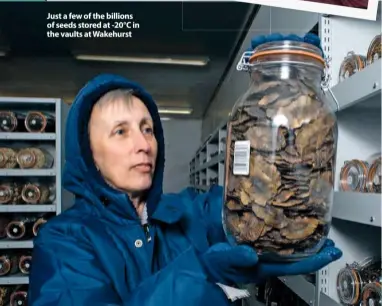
xmin=340 ymin=160 xmax=368 ymax=192
xmin=6 ymin=221 xmax=26 ymax=240
xmin=0 ymin=185 xmax=12 ymax=204
xmin=0 ymin=256 xmax=11 ymax=275
xmin=33 ymin=218 xmax=47 ymax=236
xmin=21 ymin=183 xmax=40 ymax=203
xmin=337 ymin=267 xmax=361 ymax=305
xmin=366 ymin=158 xmax=381 ymax=193
xmin=248 ymin=40 xmax=325 ymax=68
xmin=339 ymin=53 xmax=367 ymax=82
xmin=0 ymin=111 xmax=17 ymax=132
xmin=10 ymin=291 xmax=27 ymax=306
xmin=16 ymin=149 xmax=37 ymax=168
xmin=25 ymin=111 xmax=47 ymax=133
xmin=366 ymin=34 xmax=381 ymax=65
xmin=19 ymin=255 xmax=32 ymax=274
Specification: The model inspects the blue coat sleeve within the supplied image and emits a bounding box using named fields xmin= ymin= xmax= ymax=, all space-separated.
xmin=179 ymin=185 xmax=227 ymax=245
xmin=28 ymin=221 xmax=231 ymax=306
xmin=28 ymin=230 xmax=122 ymax=306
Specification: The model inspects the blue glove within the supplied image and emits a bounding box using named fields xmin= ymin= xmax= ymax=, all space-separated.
xmin=253 ymin=238 xmax=342 ymax=280
xmin=200 ymin=238 xmax=342 ymax=286
xmin=248 ymin=32 xmax=324 ymax=58
xmin=199 ymin=242 xmax=259 ymax=286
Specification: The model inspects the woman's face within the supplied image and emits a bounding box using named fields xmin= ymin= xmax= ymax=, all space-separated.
xmin=88 ymin=96 xmax=158 ymax=194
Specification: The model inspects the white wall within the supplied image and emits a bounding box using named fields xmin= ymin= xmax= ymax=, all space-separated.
xmin=162 ymin=119 xmax=202 ymax=193
xmin=201 ymin=5 xmax=320 ymax=140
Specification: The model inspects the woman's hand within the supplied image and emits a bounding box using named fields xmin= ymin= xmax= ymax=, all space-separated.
xmin=199 ymin=238 xmax=342 ymax=286
xmin=253 ymin=238 xmax=342 ymax=279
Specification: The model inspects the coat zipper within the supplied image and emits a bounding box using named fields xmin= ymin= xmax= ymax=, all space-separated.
xmin=143 ymin=223 xmax=151 ymax=242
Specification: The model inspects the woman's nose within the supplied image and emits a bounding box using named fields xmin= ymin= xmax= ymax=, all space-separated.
xmin=134 ymin=131 xmax=151 ymax=153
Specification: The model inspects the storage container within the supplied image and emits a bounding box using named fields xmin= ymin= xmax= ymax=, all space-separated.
xmin=222 ymin=37 xmax=338 ymax=262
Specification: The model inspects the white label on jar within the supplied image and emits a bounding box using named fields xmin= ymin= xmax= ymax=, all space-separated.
xmin=369 ymin=299 xmax=375 ymax=306
xmin=347 ymin=176 xmax=353 ymax=185
xmin=233 ymin=140 xmax=250 ymax=176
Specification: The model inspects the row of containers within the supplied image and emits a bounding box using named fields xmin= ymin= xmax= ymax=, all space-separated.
xmin=338 ymin=34 xmax=381 ymax=82
xmin=336 ymin=256 xmax=381 ymax=306
xmin=0 ymin=213 xmax=52 ymax=241
xmin=0 ymin=111 xmax=55 ymax=134
xmin=0 ymin=213 xmax=53 ymax=306
xmin=0 ymin=285 xmax=28 ymax=306
xmin=0 ymin=181 xmax=55 ymax=205
xmin=339 ymin=154 xmax=381 ymax=193
xmin=0 ymin=250 xmax=31 ymax=305
xmin=0 ymin=105 xmax=58 ymax=305
xmin=0 ymin=146 xmax=54 ymax=170
xmin=0 ymin=214 xmax=53 ymax=305
xmin=253 ymin=256 xmax=382 ymax=306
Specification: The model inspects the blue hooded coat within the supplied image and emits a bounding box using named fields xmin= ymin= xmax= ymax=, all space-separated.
xmin=28 ymin=74 xmax=236 ymax=306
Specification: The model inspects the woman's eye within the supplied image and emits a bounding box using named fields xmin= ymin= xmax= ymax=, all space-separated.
xmin=143 ymin=127 xmax=153 ymax=134
xmin=115 ymin=129 xmax=125 ymax=135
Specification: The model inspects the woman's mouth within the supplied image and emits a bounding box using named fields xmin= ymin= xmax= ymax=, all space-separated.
xmin=133 ymin=163 xmax=152 ymax=172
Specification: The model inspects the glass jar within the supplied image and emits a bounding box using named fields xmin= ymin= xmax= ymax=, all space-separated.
xmin=16 ymin=147 xmax=54 ymax=169
xmin=366 ymin=157 xmax=381 ymax=193
xmin=360 ymin=282 xmax=382 ymax=306
xmin=0 ymin=111 xmax=27 ymax=133
xmin=366 ymin=34 xmax=381 ymax=65
xmin=339 ymin=159 xmax=369 ymax=192
xmin=5 ymin=216 xmax=37 ymax=240
xmin=21 ymin=182 xmax=55 ymax=204
xmin=0 ymin=254 xmax=18 ymax=276
xmin=25 ymin=111 xmax=55 ymax=133
xmin=0 ymin=148 xmax=18 ymax=169
xmin=19 ymin=254 xmax=32 ymax=274
xmin=10 ymin=290 xmax=28 ymax=306
xmin=32 ymin=216 xmax=48 ymax=236
xmin=222 ymin=39 xmax=338 ymax=262
xmin=0 ymin=182 xmax=21 ymax=205
xmin=338 ymin=52 xmax=367 ymax=83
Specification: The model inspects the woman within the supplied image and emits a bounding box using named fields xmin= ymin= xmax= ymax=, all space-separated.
xmin=28 ymin=42 xmax=342 ymax=306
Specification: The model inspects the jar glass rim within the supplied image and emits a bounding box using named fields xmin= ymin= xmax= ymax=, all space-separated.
xmin=252 ymin=40 xmax=323 ymax=57
xmin=248 ymin=40 xmax=325 ymax=69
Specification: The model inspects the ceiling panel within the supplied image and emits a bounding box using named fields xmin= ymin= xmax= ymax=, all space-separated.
xmin=0 ymin=1 xmax=259 ymax=118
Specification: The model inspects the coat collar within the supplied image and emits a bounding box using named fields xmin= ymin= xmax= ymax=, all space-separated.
xmin=150 ymin=194 xmax=186 ymax=224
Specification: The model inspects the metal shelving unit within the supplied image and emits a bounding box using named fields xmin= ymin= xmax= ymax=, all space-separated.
xmin=332 ymin=192 xmax=381 ymax=227
xmin=316 ymin=9 xmax=382 ymax=305
xmin=189 ymin=7 xmax=381 ymax=306
xmin=189 ymin=121 xmax=227 ymax=191
xmin=327 ymin=58 xmax=381 ymax=112
xmin=0 ymin=96 xmax=65 ymax=287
